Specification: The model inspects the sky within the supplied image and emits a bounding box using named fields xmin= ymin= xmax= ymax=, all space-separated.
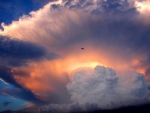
xmin=0 ymin=0 xmax=150 ymax=112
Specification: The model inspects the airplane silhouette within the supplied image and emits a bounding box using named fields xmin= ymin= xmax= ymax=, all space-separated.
xmin=81 ymin=48 xmax=84 ymax=50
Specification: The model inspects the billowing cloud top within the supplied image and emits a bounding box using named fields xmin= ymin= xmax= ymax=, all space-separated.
xmin=41 ymin=65 xmax=150 ymax=112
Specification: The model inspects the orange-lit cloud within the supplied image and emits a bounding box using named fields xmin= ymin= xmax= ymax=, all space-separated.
xmin=134 ymin=0 xmax=150 ymax=23
xmin=8 ymin=47 xmax=136 ymax=99
xmin=135 ymin=0 xmax=150 ymax=13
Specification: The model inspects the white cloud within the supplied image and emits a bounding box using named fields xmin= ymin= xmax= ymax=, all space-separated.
xmin=67 ymin=65 xmax=150 ymax=109
xmin=133 ymin=0 xmax=150 ymax=23
xmin=135 ymin=0 xmax=150 ymax=13
xmin=41 ymin=65 xmax=150 ymax=112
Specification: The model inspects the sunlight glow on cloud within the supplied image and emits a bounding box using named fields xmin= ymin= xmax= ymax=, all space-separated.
xmin=67 ymin=61 xmax=101 ymax=72
xmin=134 ymin=0 xmax=150 ymax=23
xmin=135 ymin=0 xmax=150 ymax=13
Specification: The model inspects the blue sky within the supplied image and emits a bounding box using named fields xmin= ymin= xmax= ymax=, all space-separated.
xmin=0 ymin=0 xmax=53 ymax=25
xmin=0 ymin=80 xmax=31 ymax=111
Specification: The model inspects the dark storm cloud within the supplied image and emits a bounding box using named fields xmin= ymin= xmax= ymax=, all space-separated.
xmin=0 ymin=66 xmax=22 ymax=88
xmin=99 ymin=0 xmax=129 ymax=11
xmin=62 ymin=0 xmax=135 ymax=14
xmin=1 ymin=101 xmax=12 ymax=106
xmin=0 ymin=65 xmax=70 ymax=105
xmin=0 ymin=87 xmax=48 ymax=105
xmin=0 ymin=36 xmax=59 ymax=66
xmin=0 ymin=66 xmax=48 ymax=105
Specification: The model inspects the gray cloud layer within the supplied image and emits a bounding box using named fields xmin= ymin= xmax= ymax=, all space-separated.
xmin=62 ymin=0 xmax=133 ymax=13
xmin=0 ymin=36 xmax=59 ymax=66
xmin=0 ymin=66 xmax=48 ymax=105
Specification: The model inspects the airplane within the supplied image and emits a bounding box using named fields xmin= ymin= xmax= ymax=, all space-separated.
xmin=81 ymin=48 xmax=84 ymax=50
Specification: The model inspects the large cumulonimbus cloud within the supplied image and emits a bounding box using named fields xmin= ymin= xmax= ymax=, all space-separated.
xmin=1 ymin=0 xmax=150 ymax=111
xmin=41 ymin=65 xmax=150 ymax=112
xmin=1 ymin=0 xmax=150 ymax=75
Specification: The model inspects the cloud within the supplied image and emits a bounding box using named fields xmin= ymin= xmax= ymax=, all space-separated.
xmin=135 ymin=0 xmax=150 ymax=13
xmin=0 ymin=87 xmax=48 ymax=105
xmin=1 ymin=101 xmax=12 ymax=106
xmin=0 ymin=66 xmax=22 ymax=88
xmin=17 ymin=103 xmax=40 ymax=113
xmin=6 ymin=1 xmax=148 ymax=75
xmin=0 ymin=66 xmax=48 ymax=105
xmin=40 ymin=103 xmax=98 ymax=113
xmin=62 ymin=0 xmax=133 ymax=13
xmin=0 ymin=36 xmax=59 ymax=66
xmin=1 ymin=0 xmax=150 ymax=111
xmin=1 ymin=0 xmax=150 ymax=73
xmin=67 ymin=66 xmax=150 ymax=108
xmin=41 ymin=65 xmax=150 ymax=112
